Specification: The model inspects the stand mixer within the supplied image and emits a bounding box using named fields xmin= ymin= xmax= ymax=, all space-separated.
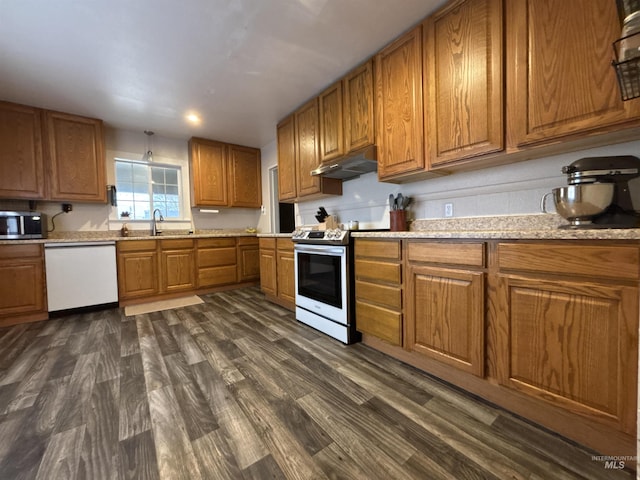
xmin=552 ymin=155 xmax=640 ymax=228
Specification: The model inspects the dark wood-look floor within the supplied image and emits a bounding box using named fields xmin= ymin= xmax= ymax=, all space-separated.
xmin=0 ymin=286 xmax=634 ymax=480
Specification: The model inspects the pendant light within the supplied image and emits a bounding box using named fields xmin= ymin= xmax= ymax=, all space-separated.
xmin=142 ymin=130 xmax=154 ymax=162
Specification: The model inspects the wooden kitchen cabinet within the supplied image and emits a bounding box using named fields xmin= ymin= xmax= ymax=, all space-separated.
xmin=276 ymin=115 xmax=298 ymax=202
xmin=276 ymin=238 xmax=295 ymax=307
xmin=406 ymin=241 xmax=486 ymax=377
xmin=375 ymin=25 xmax=427 ymax=181
xmin=258 ymin=237 xmax=295 ymax=310
xmin=259 ymin=238 xmax=278 ymax=297
xmin=0 ymin=101 xmax=45 ymax=199
xmin=354 ymin=239 xmax=402 ymax=346
xmin=197 ymin=237 xmax=237 ymax=288
xmin=494 ymin=242 xmax=639 ymax=436
xmin=0 ymin=101 xmax=106 ymax=202
xmin=45 ymin=110 xmax=106 ymax=202
xmin=319 ymin=80 xmax=344 ymax=163
xmin=237 ymin=237 xmax=260 ymax=282
xmin=0 ymin=244 xmax=47 ymax=326
xmin=160 ymin=239 xmax=196 ymax=294
xmin=117 ymin=240 xmax=160 ymax=301
xmin=425 ymin=0 xmax=504 ymax=167
xmin=506 ymin=0 xmax=640 ymax=148
xmin=343 ymin=59 xmax=375 ymax=153
xmin=189 ymin=137 xmax=261 ymax=208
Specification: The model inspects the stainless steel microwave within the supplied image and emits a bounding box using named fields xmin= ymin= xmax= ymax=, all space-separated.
xmin=0 ymin=211 xmax=47 ymax=239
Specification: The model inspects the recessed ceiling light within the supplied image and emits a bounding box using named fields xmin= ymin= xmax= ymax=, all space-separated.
xmin=185 ymin=112 xmax=201 ymax=125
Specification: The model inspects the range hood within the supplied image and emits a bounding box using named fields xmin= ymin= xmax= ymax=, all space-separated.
xmin=311 ymin=145 xmax=377 ymax=180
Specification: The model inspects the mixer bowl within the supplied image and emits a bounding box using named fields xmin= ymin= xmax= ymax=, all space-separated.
xmin=549 ymin=184 xmax=614 ymax=225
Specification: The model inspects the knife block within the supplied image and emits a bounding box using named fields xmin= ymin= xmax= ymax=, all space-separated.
xmin=317 ymin=215 xmax=338 ymax=230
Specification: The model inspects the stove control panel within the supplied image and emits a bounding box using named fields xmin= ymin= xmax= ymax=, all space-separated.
xmin=291 ymin=228 xmax=349 ymax=244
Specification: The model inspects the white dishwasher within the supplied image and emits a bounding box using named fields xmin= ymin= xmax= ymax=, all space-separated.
xmin=44 ymin=241 xmax=118 ymax=312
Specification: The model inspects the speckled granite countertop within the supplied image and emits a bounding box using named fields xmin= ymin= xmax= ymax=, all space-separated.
xmin=0 ymin=229 xmax=257 ymax=245
xmin=352 ymin=215 xmax=640 ymax=240
xmin=257 ymin=233 xmax=295 ymax=238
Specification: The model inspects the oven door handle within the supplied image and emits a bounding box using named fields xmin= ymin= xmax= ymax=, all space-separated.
xmin=294 ymin=245 xmax=345 ymax=255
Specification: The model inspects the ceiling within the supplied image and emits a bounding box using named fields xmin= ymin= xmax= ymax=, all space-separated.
xmin=0 ymin=0 xmax=445 ymax=148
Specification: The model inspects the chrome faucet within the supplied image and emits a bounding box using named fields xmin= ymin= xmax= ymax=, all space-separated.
xmin=151 ymin=208 xmax=164 ymax=236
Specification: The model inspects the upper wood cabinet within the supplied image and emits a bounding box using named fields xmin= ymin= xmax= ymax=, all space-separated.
xmin=375 ymin=25 xmax=426 ymax=181
xmin=46 ymin=110 xmax=106 ymax=202
xmin=0 ymin=102 xmax=44 ymax=199
xmin=190 ymin=137 xmax=261 ymax=208
xmin=425 ymin=0 xmax=504 ymax=167
xmin=0 ymin=101 xmax=106 ymax=202
xmin=277 ymin=102 xmax=342 ymax=203
xmin=276 ymin=115 xmax=297 ymax=202
xmin=319 ymin=81 xmax=345 ymax=163
xmin=344 ymin=60 xmax=375 ymax=153
xmin=506 ymin=0 xmax=640 ymax=148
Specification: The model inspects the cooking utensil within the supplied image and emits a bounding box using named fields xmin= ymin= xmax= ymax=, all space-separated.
xmin=389 ymin=194 xmax=396 ymax=210
xmin=540 ymin=183 xmax=614 ymax=226
xmin=396 ymin=193 xmax=404 ymax=210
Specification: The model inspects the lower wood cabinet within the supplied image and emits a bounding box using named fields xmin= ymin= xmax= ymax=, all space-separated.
xmin=494 ymin=242 xmax=639 ymax=437
xmin=238 ymin=237 xmax=260 ymax=282
xmin=160 ymin=239 xmax=196 ymax=294
xmin=258 ymin=237 xmax=295 ymax=310
xmin=354 ymin=238 xmax=402 ymax=346
xmin=116 ymin=240 xmax=160 ymax=301
xmin=197 ymin=238 xmax=237 ymax=288
xmin=355 ymin=236 xmax=639 ymax=459
xmin=0 ymin=244 xmax=47 ymax=325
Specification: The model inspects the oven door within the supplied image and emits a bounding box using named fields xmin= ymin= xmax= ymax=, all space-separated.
xmin=294 ymin=243 xmax=348 ymax=325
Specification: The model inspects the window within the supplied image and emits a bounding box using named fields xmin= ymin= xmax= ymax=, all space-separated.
xmin=115 ymin=159 xmax=183 ymax=220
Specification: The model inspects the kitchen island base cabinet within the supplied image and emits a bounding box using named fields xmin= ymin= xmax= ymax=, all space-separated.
xmin=0 ymin=244 xmax=47 ymax=326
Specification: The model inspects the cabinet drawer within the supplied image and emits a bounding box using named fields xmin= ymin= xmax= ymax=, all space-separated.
xmin=198 ymin=265 xmax=238 ymax=287
xmin=117 ymin=239 xmax=157 ymax=252
xmin=356 ymin=300 xmax=402 ymax=346
xmin=198 ymin=238 xmax=236 ymax=248
xmin=198 ymin=247 xmax=237 ymax=268
xmin=355 ymin=259 xmax=401 ymax=284
xmin=160 ymin=238 xmax=194 ymax=250
xmin=260 ymin=238 xmax=276 ymax=250
xmin=356 ymin=280 xmax=401 ymax=310
xmin=407 ymin=241 xmax=485 ymax=267
xmin=276 ymin=238 xmax=294 ymax=251
xmin=238 ymin=237 xmax=259 ymax=246
xmin=356 ymin=239 xmax=401 ymax=259
xmin=0 ymin=243 xmax=42 ymax=260
xmin=498 ymin=243 xmax=640 ymax=280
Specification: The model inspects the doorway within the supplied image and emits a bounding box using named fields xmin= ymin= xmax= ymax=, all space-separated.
xmin=269 ymin=166 xmax=295 ymax=233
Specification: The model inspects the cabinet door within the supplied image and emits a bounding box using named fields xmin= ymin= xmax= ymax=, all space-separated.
xmin=117 ymin=251 xmax=159 ymax=300
xmin=406 ymin=264 xmax=485 ymax=376
xmin=319 ymin=81 xmax=344 ymax=163
xmin=0 ymin=102 xmax=45 ymax=199
xmin=0 ymin=245 xmax=46 ymax=319
xmin=46 ymin=111 xmax=106 ymax=202
xmin=277 ymin=252 xmax=295 ymax=304
xmin=295 ymin=98 xmax=323 ymax=197
xmin=495 ymin=274 xmax=638 ymax=434
xmin=228 ymin=145 xmax=262 ymax=208
xmin=161 ymin=249 xmax=196 ymax=293
xmin=259 ymin=247 xmax=277 ymax=296
xmin=238 ymin=240 xmax=260 ymax=282
xmin=507 ymin=0 xmax=640 ymax=147
xmin=190 ymin=138 xmax=228 ymax=206
xmin=277 ymin=115 xmax=297 ymax=202
xmin=375 ymin=25 xmax=425 ymax=180
xmin=343 ymin=60 xmax=375 ymax=153
xmin=425 ymin=0 xmax=503 ymax=166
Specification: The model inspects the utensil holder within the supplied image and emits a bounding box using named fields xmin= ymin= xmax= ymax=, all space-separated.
xmin=390 ymin=210 xmax=407 ymax=232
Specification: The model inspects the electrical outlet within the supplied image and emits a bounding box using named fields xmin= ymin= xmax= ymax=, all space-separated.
xmin=260 ymin=205 xmax=266 ymax=214
xmin=444 ymin=203 xmax=453 ymax=218
xmin=62 ymin=203 xmax=73 ymax=213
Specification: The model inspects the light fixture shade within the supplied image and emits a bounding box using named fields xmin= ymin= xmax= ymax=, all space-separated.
xmin=142 ymin=130 xmax=154 ymax=162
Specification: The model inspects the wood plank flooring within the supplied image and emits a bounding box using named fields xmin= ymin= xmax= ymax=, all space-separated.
xmin=0 ymin=286 xmax=634 ymax=479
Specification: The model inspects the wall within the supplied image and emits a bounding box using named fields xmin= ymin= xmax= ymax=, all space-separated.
xmin=31 ymin=128 xmax=261 ymax=233
xmin=257 ymin=139 xmax=640 ymax=231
